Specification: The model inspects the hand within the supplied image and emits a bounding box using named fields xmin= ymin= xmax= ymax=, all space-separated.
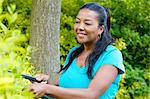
xmin=35 ymin=74 xmax=50 ymax=84
xmin=27 ymin=82 xmax=48 ymax=98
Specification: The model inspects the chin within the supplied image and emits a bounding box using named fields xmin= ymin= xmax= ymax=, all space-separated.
xmin=77 ymin=40 xmax=87 ymax=44
xmin=77 ymin=38 xmax=91 ymax=44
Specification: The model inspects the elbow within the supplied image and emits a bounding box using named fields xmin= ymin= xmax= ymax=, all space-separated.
xmin=88 ymin=94 xmax=99 ymax=99
xmin=87 ymin=90 xmax=99 ymax=99
xmin=91 ymin=94 xmax=99 ymax=99
xmin=90 ymin=95 xmax=99 ymax=99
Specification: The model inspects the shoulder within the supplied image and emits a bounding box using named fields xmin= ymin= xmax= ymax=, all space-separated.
xmin=104 ymin=45 xmax=125 ymax=73
xmin=103 ymin=45 xmax=123 ymax=59
xmin=105 ymin=45 xmax=121 ymax=53
xmin=94 ymin=45 xmax=125 ymax=74
xmin=95 ymin=44 xmax=123 ymax=65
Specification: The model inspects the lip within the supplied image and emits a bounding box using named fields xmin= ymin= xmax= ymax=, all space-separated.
xmin=77 ymin=32 xmax=87 ymax=35
xmin=77 ymin=33 xmax=87 ymax=38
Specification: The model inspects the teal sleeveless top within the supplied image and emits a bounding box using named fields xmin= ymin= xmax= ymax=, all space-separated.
xmin=58 ymin=45 xmax=125 ymax=99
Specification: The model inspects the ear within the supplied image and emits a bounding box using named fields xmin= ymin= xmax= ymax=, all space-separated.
xmin=98 ymin=25 xmax=104 ymax=35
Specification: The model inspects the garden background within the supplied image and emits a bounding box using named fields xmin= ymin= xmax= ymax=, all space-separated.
xmin=0 ymin=0 xmax=149 ymax=98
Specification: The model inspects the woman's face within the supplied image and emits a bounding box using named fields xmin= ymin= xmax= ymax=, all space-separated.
xmin=74 ymin=9 xmax=103 ymax=45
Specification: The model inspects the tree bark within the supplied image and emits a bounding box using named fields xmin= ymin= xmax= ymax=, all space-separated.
xmin=30 ymin=0 xmax=61 ymax=84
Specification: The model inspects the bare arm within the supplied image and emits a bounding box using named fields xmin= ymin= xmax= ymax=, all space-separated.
xmin=44 ymin=65 xmax=118 ymax=99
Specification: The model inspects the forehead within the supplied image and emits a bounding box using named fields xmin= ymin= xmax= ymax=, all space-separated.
xmin=76 ymin=9 xmax=99 ymax=20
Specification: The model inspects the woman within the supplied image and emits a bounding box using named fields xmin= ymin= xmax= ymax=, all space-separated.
xmin=28 ymin=2 xmax=125 ymax=99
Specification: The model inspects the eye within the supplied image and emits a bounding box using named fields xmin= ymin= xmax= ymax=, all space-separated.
xmin=75 ymin=21 xmax=79 ymax=23
xmin=85 ymin=23 xmax=92 ymax=25
xmin=75 ymin=20 xmax=81 ymax=24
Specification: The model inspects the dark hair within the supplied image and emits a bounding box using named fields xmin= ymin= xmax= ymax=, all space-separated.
xmin=59 ymin=2 xmax=114 ymax=79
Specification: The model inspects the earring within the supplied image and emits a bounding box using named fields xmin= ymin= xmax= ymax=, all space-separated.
xmin=98 ymin=34 xmax=101 ymax=38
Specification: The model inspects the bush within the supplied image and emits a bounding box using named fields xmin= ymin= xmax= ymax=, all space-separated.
xmin=0 ymin=0 xmax=35 ymax=98
xmin=0 ymin=0 xmax=149 ymax=98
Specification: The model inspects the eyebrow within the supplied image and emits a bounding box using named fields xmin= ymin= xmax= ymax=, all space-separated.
xmin=76 ymin=17 xmax=93 ymax=21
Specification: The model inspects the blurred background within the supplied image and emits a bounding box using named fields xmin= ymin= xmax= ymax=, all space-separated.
xmin=0 ymin=0 xmax=149 ymax=98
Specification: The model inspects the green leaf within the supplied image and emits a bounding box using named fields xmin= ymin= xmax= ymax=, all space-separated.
xmin=0 ymin=7 xmax=2 ymax=14
xmin=0 ymin=0 xmax=4 ymax=7
xmin=12 ymin=30 xmax=21 ymax=36
xmin=10 ymin=4 xmax=16 ymax=12
xmin=7 ymin=6 xmax=13 ymax=15
xmin=10 ymin=12 xmax=18 ymax=24
xmin=0 ymin=22 xmax=8 ymax=34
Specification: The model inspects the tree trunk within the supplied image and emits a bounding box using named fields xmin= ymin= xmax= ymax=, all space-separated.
xmin=30 ymin=0 xmax=61 ymax=84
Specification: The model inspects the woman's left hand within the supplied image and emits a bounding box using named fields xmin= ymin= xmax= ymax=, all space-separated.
xmin=27 ymin=82 xmax=48 ymax=98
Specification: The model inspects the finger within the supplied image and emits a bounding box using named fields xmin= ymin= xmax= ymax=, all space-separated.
xmin=36 ymin=92 xmax=45 ymax=99
xmin=27 ymin=84 xmax=34 ymax=92
xmin=35 ymin=74 xmax=44 ymax=81
xmin=41 ymin=81 xmax=48 ymax=84
xmin=33 ymin=82 xmax=38 ymax=84
xmin=33 ymin=91 xmax=36 ymax=95
xmin=35 ymin=74 xmax=42 ymax=78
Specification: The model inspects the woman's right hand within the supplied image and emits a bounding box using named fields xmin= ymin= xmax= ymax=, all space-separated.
xmin=35 ymin=74 xmax=50 ymax=84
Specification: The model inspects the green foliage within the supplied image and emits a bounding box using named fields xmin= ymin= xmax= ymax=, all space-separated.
xmin=0 ymin=0 xmax=35 ymax=98
xmin=0 ymin=0 xmax=149 ymax=98
xmin=60 ymin=14 xmax=78 ymax=65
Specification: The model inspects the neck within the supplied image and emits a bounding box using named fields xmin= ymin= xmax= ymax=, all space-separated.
xmin=83 ymin=44 xmax=93 ymax=52
xmin=83 ymin=38 xmax=99 ymax=52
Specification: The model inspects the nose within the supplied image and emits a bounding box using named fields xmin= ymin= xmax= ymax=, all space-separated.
xmin=77 ymin=23 xmax=84 ymax=31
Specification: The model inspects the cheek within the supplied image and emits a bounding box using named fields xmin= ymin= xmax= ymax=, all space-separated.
xmin=87 ymin=32 xmax=99 ymax=40
xmin=74 ymin=25 xmax=77 ymax=32
xmin=87 ymin=29 xmax=99 ymax=36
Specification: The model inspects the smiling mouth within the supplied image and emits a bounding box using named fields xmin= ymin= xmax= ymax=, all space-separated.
xmin=77 ymin=33 xmax=87 ymax=35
